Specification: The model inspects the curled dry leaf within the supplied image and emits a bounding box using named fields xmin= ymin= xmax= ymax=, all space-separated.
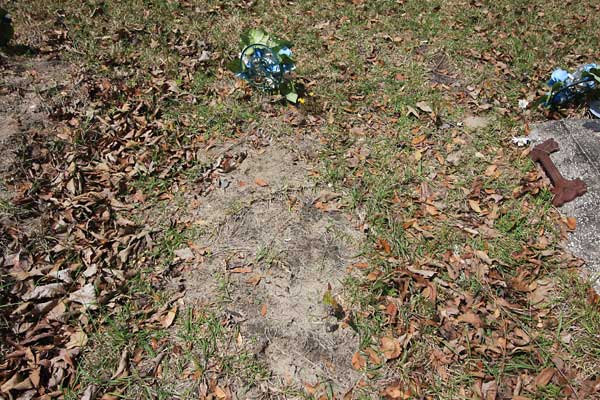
xmin=383 ymin=383 xmax=411 ymax=400
xmin=69 ymin=283 xmax=97 ymax=309
xmin=22 ymin=283 xmax=65 ymax=301
xmin=534 ymin=367 xmax=556 ymax=388
xmin=111 ymin=349 xmax=129 ymax=380
xmin=160 ymin=306 xmax=178 ymax=328
xmin=66 ymin=330 xmax=88 ymax=349
xmin=380 ymin=336 xmax=402 ymax=360
xmin=415 ymin=101 xmax=433 ymax=113
xmin=254 ymin=178 xmax=269 ymax=187
xmin=351 ymin=351 xmax=366 ymax=370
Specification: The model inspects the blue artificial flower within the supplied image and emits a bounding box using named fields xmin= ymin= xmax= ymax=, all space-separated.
xmin=230 ymin=30 xmax=298 ymax=100
xmin=277 ymin=47 xmax=292 ymax=57
xmin=580 ymin=64 xmax=597 ymax=89
xmin=547 ymin=68 xmax=570 ymax=86
xmin=268 ymin=64 xmax=281 ymax=73
xmin=549 ymin=89 xmax=575 ymax=106
xmin=582 ymin=63 xmax=597 ymax=72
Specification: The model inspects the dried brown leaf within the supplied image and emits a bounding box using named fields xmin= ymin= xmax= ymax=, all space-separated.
xmin=468 ymin=199 xmax=483 ymax=214
xmin=111 ymin=349 xmax=129 ymax=380
xmin=161 ymin=306 xmax=178 ymax=328
xmin=22 ymin=283 xmax=65 ymax=301
xmin=380 ymin=337 xmax=402 ymax=360
xmin=351 ymin=351 xmax=366 ymax=370
xmin=254 ymin=178 xmax=269 ymax=187
xmin=534 ymin=367 xmax=555 ymax=388
xmin=69 ymin=283 xmax=97 ymax=309
xmin=66 ymin=329 xmax=88 ymax=349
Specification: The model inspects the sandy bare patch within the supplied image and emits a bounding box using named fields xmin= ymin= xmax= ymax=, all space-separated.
xmin=176 ymin=138 xmax=366 ymax=396
xmin=0 ymin=55 xmax=73 ymax=240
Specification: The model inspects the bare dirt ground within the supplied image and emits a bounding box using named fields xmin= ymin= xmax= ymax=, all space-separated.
xmin=0 ymin=54 xmax=75 ymax=257
xmin=0 ymin=55 xmax=65 ymax=196
xmin=170 ymin=136 xmax=367 ymax=396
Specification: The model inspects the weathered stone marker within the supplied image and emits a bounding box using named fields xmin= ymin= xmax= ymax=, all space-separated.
xmin=531 ymin=120 xmax=600 ymax=292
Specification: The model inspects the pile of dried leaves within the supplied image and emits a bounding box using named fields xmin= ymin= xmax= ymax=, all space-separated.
xmin=0 ymin=20 xmax=235 ymax=400
xmin=345 ymin=176 xmax=600 ymax=399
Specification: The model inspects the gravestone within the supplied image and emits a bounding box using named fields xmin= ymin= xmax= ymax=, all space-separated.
xmin=531 ymin=120 xmax=600 ymax=292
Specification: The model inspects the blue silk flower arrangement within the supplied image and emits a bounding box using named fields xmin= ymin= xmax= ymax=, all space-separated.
xmin=543 ymin=64 xmax=600 ymax=107
xmin=228 ymin=29 xmax=299 ymax=103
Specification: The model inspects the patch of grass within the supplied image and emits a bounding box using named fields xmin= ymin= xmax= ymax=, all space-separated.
xmin=9 ymin=0 xmax=600 ymax=397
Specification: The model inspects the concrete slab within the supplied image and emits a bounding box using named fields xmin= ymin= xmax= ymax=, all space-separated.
xmin=530 ymin=120 xmax=600 ymax=292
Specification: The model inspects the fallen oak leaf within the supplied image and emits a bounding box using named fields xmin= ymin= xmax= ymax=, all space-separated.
xmin=111 ymin=349 xmax=129 ymax=380
xmin=69 ymin=283 xmax=97 ymax=309
xmin=380 ymin=336 xmax=402 ymax=360
xmin=468 ymin=199 xmax=483 ymax=214
xmin=0 ymin=374 xmax=33 ymax=393
xmin=22 ymin=283 xmax=65 ymax=301
xmin=407 ymin=265 xmax=436 ymax=278
xmin=66 ymin=329 xmax=88 ymax=349
xmin=534 ymin=367 xmax=556 ymax=388
xmin=161 ymin=305 xmax=178 ymax=328
xmin=351 ymin=351 xmax=366 ymax=370
xmin=254 ymin=178 xmax=269 ymax=187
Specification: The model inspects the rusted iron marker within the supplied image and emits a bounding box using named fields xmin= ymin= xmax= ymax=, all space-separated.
xmin=530 ymin=138 xmax=587 ymax=207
